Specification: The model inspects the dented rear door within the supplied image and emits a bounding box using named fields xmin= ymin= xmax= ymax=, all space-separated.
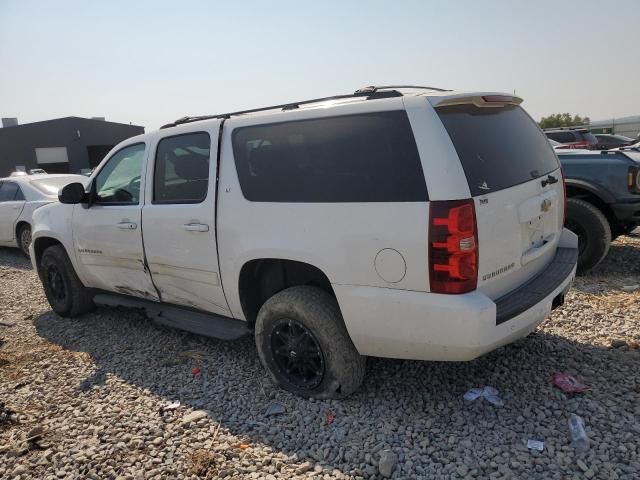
xmin=141 ymin=123 xmax=232 ymax=316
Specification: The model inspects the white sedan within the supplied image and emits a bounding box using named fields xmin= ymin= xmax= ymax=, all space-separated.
xmin=0 ymin=174 xmax=87 ymax=257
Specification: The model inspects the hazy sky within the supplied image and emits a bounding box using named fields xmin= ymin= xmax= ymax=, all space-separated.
xmin=1 ymin=0 xmax=639 ymax=130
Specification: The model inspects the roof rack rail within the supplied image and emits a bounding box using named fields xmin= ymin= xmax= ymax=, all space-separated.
xmin=160 ymin=84 xmax=451 ymax=129
xmin=354 ymin=85 xmax=451 ymax=94
xmin=543 ymin=126 xmax=590 ymax=131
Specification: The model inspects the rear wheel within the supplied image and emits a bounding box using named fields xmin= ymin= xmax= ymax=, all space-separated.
xmin=18 ymin=224 xmax=31 ymax=258
xmin=565 ymin=198 xmax=611 ymax=273
xmin=40 ymin=245 xmax=94 ymax=317
xmin=255 ymin=286 xmax=366 ymax=398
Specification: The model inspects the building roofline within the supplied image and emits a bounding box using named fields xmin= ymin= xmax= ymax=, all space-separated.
xmin=0 ymin=116 xmax=144 ymax=130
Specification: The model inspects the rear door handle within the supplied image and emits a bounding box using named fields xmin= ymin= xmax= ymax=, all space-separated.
xmin=117 ymin=221 xmax=137 ymax=230
xmin=184 ymin=223 xmax=209 ymax=232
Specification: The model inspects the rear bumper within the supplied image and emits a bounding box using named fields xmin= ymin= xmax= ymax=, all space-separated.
xmin=335 ymin=229 xmax=578 ymax=362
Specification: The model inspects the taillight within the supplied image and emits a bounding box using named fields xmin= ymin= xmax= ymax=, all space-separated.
xmin=628 ymin=166 xmax=640 ymax=194
xmin=429 ymin=199 xmax=478 ymax=294
xmin=481 ymin=95 xmax=513 ymax=103
xmin=571 ymin=141 xmax=590 ymax=149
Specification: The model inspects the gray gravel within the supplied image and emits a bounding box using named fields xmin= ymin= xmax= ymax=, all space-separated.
xmin=1 ymin=233 xmax=639 ymax=479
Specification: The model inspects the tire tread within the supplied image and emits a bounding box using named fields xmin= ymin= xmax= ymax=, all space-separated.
xmin=255 ymin=286 xmax=365 ymax=398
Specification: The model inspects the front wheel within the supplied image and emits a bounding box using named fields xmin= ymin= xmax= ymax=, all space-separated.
xmin=40 ymin=245 xmax=94 ymax=317
xmin=255 ymin=286 xmax=366 ymax=399
xmin=565 ymin=198 xmax=611 ymax=273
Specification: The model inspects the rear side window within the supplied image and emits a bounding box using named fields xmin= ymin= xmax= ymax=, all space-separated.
xmin=0 ymin=182 xmax=21 ymax=201
xmin=232 ymin=111 xmax=427 ymax=202
xmin=437 ymin=105 xmax=560 ymax=196
xmin=14 ymin=185 xmax=25 ymax=200
xmin=154 ymin=132 xmax=210 ymax=204
xmin=546 ymin=131 xmax=576 ymax=143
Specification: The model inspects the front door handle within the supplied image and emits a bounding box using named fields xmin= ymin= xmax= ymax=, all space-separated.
xmin=117 ymin=221 xmax=137 ymax=230
xmin=183 ymin=222 xmax=209 ymax=232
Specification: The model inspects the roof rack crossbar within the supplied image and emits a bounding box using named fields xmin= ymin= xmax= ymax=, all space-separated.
xmin=161 ymin=84 xmax=450 ymax=129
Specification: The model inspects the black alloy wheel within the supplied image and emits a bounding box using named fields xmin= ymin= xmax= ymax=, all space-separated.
xmin=46 ymin=264 xmax=67 ymax=302
xmin=270 ymin=318 xmax=325 ymax=389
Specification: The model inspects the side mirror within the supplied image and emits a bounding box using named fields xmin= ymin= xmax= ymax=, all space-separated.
xmin=59 ymin=182 xmax=86 ymax=204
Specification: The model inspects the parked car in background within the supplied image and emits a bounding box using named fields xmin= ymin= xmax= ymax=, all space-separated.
xmin=611 ymin=142 xmax=640 ymax=162
xmin=31 ymin=86 xmax=577 ymax=398
xmin=548 ymin=139 xmax=572 ymax=150
xmin=29 ymin=168 xmax=47 ymax=175
xmin=558 ymin=150 xmax=640 ymax=271
xmin=0 ymin=174 xmax=87 ymax=256
xmin=545 ymin=128 xmax=598 ymax=149
xmin=594 ymin=134 xmax=634 ymax=150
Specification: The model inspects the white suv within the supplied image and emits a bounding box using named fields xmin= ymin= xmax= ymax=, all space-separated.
xmin=31 ymin=86 xmax=578 ymax=398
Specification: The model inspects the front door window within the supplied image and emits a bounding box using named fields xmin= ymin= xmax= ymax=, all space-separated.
xmin=95 ymin=143 xmax=145 ymax=204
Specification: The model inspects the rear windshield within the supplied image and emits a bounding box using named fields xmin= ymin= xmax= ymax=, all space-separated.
xmin=437 ymin=104 xmax=559 ymax=196
xmin=30 ymin=177 xmax=84 ymax=196
xmin=232 ymin=111 xmax=428 ymax=202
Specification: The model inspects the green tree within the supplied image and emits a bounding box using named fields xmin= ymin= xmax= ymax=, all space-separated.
xmin=538 ymin=113 xmax=590 ymax=129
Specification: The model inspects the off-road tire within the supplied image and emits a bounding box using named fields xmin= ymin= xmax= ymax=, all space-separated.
xmin=40 ymin=245 xmax=94 ymax=317
xmin=255 ymin=286 xmax=366 ymax=399
xmin=18 ymin=224 xmax=31 ymax=258
xmin=566 ymin=198 xmax=611 ymax=273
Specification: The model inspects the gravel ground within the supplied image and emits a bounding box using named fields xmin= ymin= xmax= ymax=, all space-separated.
xmin=1 ymin=234 xmax=639 ymax=480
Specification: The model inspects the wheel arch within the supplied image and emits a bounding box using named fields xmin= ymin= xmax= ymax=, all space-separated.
xmin=15 ymin=220 xmax=30 ymax=241
xmin=33 ymin=236 xmax=65 ymax=272
xmin=565 ymin=182 xmax=616 ymax=227
xmin=238 ymin=258 xmax=335 ymax=328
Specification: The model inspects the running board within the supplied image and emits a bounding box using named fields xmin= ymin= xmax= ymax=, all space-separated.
xmin=93 ymin=293 xmax=250 ymax=340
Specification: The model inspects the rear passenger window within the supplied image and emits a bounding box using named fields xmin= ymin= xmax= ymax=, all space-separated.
xmin=0 ymin=182 xmax=21 ymax=202
xmin=154 ymin=132 xmax=210 ymax=204
xmin=14 ymin=185 xmax=25 ymax=201
xmin=232 ymin=111 xmax=428 ymax=202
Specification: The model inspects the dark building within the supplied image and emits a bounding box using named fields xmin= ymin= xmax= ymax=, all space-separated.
xmin=0 ymin=117 xmax=144 ymax=177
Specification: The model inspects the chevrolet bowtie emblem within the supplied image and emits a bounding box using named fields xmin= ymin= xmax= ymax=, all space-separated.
xmin=541 ymin=199 xmax=552 ymax=212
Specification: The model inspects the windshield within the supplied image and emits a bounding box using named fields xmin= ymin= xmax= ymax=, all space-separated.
xmin=30 ymin=177 xmax=84 ymax=196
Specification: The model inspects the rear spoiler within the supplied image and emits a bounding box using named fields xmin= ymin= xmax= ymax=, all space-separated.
xmin=428 ymin=92 xmax=523 ymax=109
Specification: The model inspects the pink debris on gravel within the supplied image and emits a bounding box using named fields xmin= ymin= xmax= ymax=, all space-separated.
xmin=552 ymin=373 xmax=590 ymax=393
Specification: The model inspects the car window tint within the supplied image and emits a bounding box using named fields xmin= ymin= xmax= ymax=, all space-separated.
xmin=95 ymin=143 xmax=145 ymax=204
xmin=153 ymin=132 xmax=210 ymax=204
xmin=232 ymin=111 xmax=427 ymax=202
xmin=0 ymin=181 xmax=21 ymax=201
xmin=14 ymin=185 xmax=25 ymax=200
xmin=437 ymin=104 xmax=559 ymax=196
xmin=546 ymin=131 xmax=575 ymax=143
